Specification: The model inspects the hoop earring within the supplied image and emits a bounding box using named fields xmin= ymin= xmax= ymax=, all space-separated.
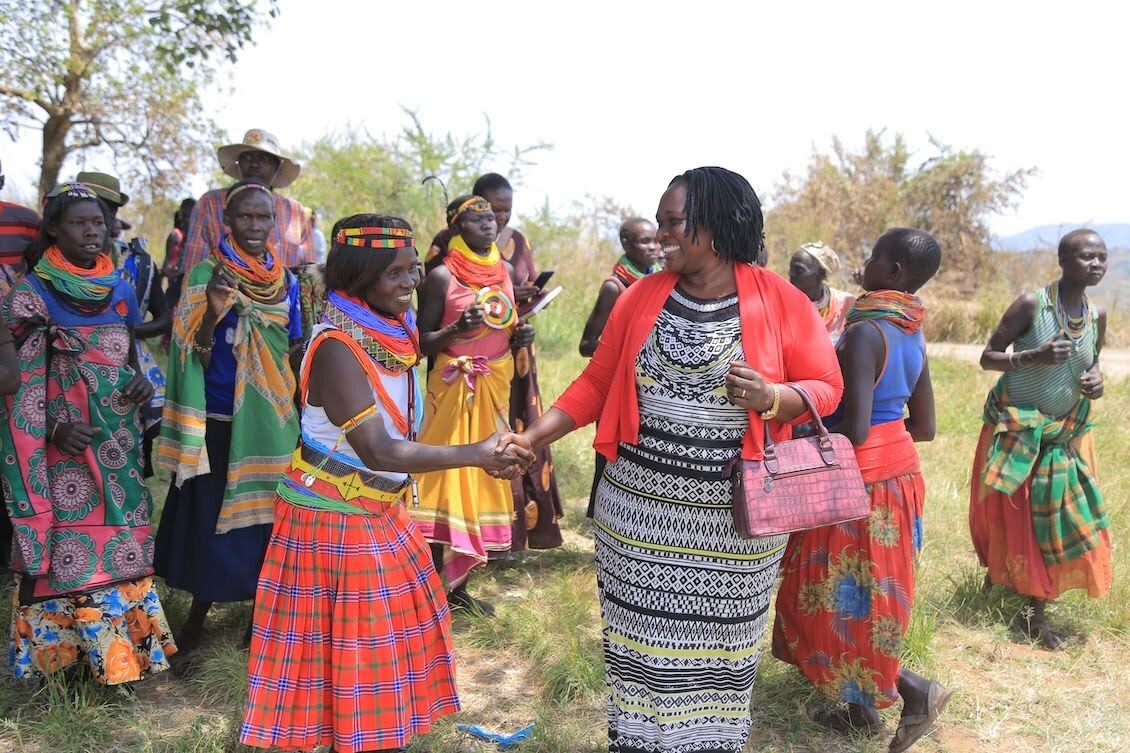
xmin=711 ymin=240 xmax=719 ymax=256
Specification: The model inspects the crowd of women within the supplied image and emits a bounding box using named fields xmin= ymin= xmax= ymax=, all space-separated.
xmin=0 ymin=148 xmax=1114 ymax=753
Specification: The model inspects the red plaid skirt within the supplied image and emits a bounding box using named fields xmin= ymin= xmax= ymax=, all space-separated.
xmin=240 ymin=495 xmax=459 ymax=752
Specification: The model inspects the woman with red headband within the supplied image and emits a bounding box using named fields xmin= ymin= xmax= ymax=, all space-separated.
xmin=413 ymin=195 xmax=535 ymax=615
xmin=154 ymin=179 xmax=303 ymax=656
xmin=240 ymin=214 xmax=531 ymax=753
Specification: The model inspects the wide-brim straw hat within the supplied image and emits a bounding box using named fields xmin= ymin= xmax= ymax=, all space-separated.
xmin=216 ymin=128 xmax=301 ymax=188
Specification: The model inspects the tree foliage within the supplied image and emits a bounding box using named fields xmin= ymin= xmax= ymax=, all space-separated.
xmin=289 ymin=111 xmax=551 ymax=238
xmin=765 ymin=131 xmax=1034 ymax=292
xmin=0 ymin=0 xmax=275 ymax=198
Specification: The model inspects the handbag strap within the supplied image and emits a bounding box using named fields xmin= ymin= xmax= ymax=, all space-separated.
xmin=761 ymin=383 xmax=837 ymax=466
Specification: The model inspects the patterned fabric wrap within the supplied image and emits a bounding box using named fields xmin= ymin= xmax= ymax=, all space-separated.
xmin=820 ymin=287 xmax=856 ymax=342
xmin=593 ymin=288 xmax=785 ymax=752
xmin=9 ymin=575 xmax=176 ymax=683
xmin=981 ymin=378 xmax=1106 ymax=565
xmin=772 ymin=419 xmax=925 ymax=710
xmin=969 ymin=425 xmax=1112 ymax=600
xmin=295 ymin=263 xmax=326 ymax=343
xmin=412 ymin=350 xmax=515 ymax=587
xmin=846 ymin=290 xmax=926 ymax=334
xmin=0 ymin=276 xmax=152 ymax=601
xmin=155 ymin=257 xmax=299 ymax=533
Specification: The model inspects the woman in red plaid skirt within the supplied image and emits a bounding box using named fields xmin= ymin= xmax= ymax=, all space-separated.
xmin=239 ymin=214 xmax=532 ymax=753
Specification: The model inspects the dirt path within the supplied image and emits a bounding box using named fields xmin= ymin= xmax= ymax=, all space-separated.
xmin=928 ymin=342 xmax=1130 ymax=379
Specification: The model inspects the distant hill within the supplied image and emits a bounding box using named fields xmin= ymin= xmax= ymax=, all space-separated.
xmin=994 ymin=223 xmax=1130 ymax=251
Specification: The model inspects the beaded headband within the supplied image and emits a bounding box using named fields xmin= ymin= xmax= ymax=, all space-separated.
xmin=225 ymin=181 xmax=272 ymax=208
xmin=334 ymin=225 xmax=414 ymax=249
xmin=447 ymin=196 xmax=493 ymax=227
xmin=44 ymin=182 xmax=100 ymax=202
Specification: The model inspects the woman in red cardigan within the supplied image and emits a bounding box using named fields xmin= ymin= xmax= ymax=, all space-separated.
xmin=521 ymin=167 xmax=843 ymax=753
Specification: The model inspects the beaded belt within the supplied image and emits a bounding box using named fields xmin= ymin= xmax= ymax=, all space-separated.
xmin=297 ymin=441 xmax=409 ymax=494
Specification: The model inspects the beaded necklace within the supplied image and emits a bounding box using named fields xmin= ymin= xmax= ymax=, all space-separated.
xmin=322 ymin=291 xmax=421 ymax=375
xmin=214 ymin=234 xmax=286 ymax=304
xmin=34 ymin=245 xmax=118 ymax=314
xmin=1047 ymin=282 xmax=1094 ymax=382
xmin=444 ymin=234 xmax=507 ymax=288
xmin=1048 ymin=281 xmax=1092 ymax=339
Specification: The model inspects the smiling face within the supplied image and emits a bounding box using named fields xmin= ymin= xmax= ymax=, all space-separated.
xmin=365 ymin=246 xmax=422 ymax=317
xmin=224 ymin=190 xmax=275 ymax=257
xmin=482 ymin=187 xmax=513 ymax=232
xmin=457 ymin=208 xmax=498 ymax=252
xmin=788 ymin=249 xmax=826 ymax=300
xmin=49 ymin=199 xmax=107 ymax=269
xmin=1060 ymin=233 xmax=1108 ymax=289
xmin=655 ymin=182 xmax=714 ymax=276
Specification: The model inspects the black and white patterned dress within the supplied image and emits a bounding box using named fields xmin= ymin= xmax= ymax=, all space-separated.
xmin=593 ymin=287 xmax=788 ymax=753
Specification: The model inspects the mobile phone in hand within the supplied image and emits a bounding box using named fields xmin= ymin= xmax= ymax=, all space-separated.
xmin=533 ymin=270 xmax=555 ymax=290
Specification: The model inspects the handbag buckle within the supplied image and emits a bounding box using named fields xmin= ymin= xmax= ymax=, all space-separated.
xmin=818 ymin=437 xmax=836 ymax=465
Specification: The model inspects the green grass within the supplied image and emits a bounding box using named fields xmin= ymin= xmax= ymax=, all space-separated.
xmin=1 ymin=255 xmax=1128 ymax=751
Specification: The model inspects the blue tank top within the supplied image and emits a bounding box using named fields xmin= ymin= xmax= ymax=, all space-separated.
xmin=869 ymin=320 xmax=925 ymax=425
xmin=826 ymin=319 xmax=925 ymax=428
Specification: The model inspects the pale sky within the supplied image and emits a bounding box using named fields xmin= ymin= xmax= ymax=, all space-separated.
xmin=2 ymin=0 xmax=1124 ymax=236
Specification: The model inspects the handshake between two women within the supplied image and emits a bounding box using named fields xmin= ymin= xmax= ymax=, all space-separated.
xmin=482 ymin=432 xmax=537 ymax=479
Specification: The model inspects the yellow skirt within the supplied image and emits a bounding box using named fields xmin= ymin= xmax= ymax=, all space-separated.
xmin=411 ymin=352 xmax=515 ymax=586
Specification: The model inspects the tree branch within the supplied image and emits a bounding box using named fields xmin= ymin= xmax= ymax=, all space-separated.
xmin=0 ymin=84 xmax=55 ymax=115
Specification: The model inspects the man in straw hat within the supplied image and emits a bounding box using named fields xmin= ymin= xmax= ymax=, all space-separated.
xmin=180 ymin=128 xmax=314 ymax=271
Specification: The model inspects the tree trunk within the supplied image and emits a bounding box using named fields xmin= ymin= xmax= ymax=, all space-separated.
xmin=39 ymin=113 xmax=71 ymax=198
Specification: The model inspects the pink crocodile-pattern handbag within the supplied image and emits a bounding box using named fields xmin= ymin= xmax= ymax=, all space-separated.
xmin=724 ymin=384 xmax=869 ymax=538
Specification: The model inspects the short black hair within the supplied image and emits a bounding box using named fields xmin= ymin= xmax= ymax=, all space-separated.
xmin=1057 ymin=228 xmax=1104 ymax=262
xmin=668 ymin=167 xmax=764 ymax=264
xmin=472 ymin=173 xmax=512 ymax=197
xmin=324 ymin=213 xmax=414 ymax=298
xmin=876 ymin=228 xmax=942 ymax=292
xmin=619 ymin=217 xmax=652 ymax=247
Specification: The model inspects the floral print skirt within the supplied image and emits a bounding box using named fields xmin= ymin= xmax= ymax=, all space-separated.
xmin=8 ymin=575 xmax=177 ymax=684
xmin=772 ymin=472 xmax=925 ymax=710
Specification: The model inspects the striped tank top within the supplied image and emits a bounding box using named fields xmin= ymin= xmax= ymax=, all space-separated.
xmin=1003 ymin=286 xmax=1097 ymax=419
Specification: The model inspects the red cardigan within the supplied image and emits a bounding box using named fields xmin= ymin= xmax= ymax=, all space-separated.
xmin=554 ymin=264 xmax=844 ymax=462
